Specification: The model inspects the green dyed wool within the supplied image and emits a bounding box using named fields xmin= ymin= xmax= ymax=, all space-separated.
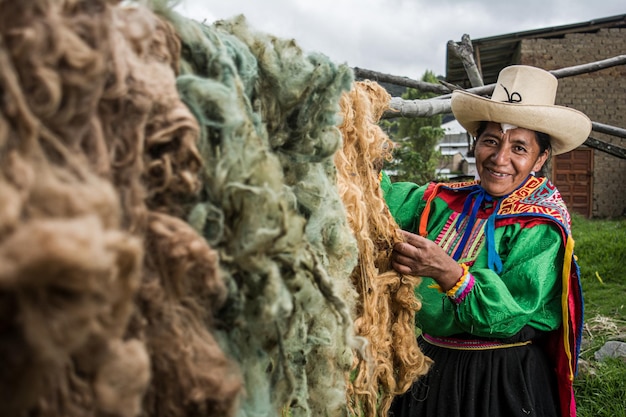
xmin=154 ymin=4 xmax=361 ymax=417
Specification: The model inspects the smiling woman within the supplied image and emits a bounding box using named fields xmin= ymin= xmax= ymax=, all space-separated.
xmin=383 ymin=66 xmax=592 ymax=417
xmin=473 ymin=122 xmax=549 ymax=196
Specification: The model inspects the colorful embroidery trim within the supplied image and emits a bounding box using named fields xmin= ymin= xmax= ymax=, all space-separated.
xmin=422 ymin=333 xmax=532 ymax=350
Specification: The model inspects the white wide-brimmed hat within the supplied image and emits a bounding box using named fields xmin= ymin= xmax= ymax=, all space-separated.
xmin=451 ymin=65 xmax=592 ymax=155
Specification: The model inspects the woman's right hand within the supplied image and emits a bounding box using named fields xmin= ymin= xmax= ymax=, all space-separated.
xmin=391 ymin=230 xmax=464 ymax=291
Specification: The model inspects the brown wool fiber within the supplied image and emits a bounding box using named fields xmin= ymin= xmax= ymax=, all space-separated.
xmin=0 ymin=1 xmax=145 ymax=415
xmin=336 ymin=81 xmax=432 ymax=417
xmin=0 ymin=1 xmax=241 ymax=416
xmin=96 ymin=4 xmax=243 ymax=416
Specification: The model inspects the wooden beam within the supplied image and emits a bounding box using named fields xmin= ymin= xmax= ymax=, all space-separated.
xmin=592 ymin=121 xmax=626 ymax=139
xmin=447 ymin=34 xmax=484 ymax=87
xmin=436 ymin=54 xmax=626 ymax=100
xmin=352 ymin=67 xmax=449 ymax=95
xmin=356 ymin=54 xmax=626 ymax=97
xmin=584 ymin=136 xmax=626 ymax=159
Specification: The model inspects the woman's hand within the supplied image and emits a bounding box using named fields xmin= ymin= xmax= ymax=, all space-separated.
xmin=391 ymin=230 xmax=464 ymax=291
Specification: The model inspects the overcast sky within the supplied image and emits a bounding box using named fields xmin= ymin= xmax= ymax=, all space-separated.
xmin=174 ymin=0 xmax=624 ymax=79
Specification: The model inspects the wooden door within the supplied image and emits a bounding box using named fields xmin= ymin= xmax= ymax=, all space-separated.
xmin=552 ymin=148 xmax=593 ymax=217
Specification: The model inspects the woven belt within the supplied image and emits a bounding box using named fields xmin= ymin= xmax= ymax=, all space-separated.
xmin=422 ymin=333 xmax=532 ymax=351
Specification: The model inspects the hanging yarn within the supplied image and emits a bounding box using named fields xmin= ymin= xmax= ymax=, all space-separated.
xmin=336 ymin=81 xmax=432 ymax=416
xmin=154 ymin=4 xmax=363 ymax=416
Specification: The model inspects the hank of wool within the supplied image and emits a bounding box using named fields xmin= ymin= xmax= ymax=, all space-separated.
xmin=336 ymin=81 xmax=432 ymax=417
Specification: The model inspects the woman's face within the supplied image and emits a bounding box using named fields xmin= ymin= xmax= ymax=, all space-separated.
xmin=474 ymin=122 xmax=549 ymax=197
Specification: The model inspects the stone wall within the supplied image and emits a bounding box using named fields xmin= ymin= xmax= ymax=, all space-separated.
xmin=520 ymin=28 xmax=626 ymax=217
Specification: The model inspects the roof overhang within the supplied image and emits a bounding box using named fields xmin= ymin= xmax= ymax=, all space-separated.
xmin=445 ymin=14 xmax=626 ymax=88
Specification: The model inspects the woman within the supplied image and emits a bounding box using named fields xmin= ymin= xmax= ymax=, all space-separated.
xmin=384 ymin=66 xmax=590 ymax=417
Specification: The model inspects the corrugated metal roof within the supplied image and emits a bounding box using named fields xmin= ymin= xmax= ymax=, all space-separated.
xmin=445 ymin=14 xmax=626 ymax=88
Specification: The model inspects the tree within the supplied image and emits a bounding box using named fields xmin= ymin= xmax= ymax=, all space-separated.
xmin=383 ymin=70 xmax=445 ymax=184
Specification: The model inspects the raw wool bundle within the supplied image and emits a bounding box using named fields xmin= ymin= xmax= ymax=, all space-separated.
xmin=154 ymin=6 xmax=362 ymax=417
xmin=0 ymin=0 xmax=145 ymax=415
xmin=0 ymin=1 xmax=242 ymax=416
xmin=137 ymin=212 xmax=241 ymax=417
xmin=97 ymin=4 xmax=243 ymax=417
xmin=336 ymin=80 xmax=432 ymax=416
xmin=217 ymin=17 xmax=365 ymax=417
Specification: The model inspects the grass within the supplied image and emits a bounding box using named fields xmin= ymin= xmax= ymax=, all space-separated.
xmin=572 ymin=213 xmax=626 ymax=320
xmin=571 ymin=213 xmax=626 ymax=417
xmin=575 ymin=358 xmax=626 ymax=417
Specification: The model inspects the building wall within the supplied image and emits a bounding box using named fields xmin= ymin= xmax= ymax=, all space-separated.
xmin=519 ymin=28 xmax=626 ymax=217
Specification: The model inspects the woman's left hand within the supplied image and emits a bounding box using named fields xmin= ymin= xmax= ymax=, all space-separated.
xmin=391 ymin=230 xmax=464 ymax=291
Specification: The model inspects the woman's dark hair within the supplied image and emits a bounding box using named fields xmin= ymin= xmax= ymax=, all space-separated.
xmin=535 ymin=131 xmax=552 ymax=155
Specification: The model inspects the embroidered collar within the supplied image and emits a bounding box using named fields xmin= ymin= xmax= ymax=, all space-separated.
xmin=436 ymin=175 xmax=571 ymax=272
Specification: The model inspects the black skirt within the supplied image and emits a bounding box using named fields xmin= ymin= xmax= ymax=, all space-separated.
xmin=389 ymin=327 xmax=560 ymax=417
